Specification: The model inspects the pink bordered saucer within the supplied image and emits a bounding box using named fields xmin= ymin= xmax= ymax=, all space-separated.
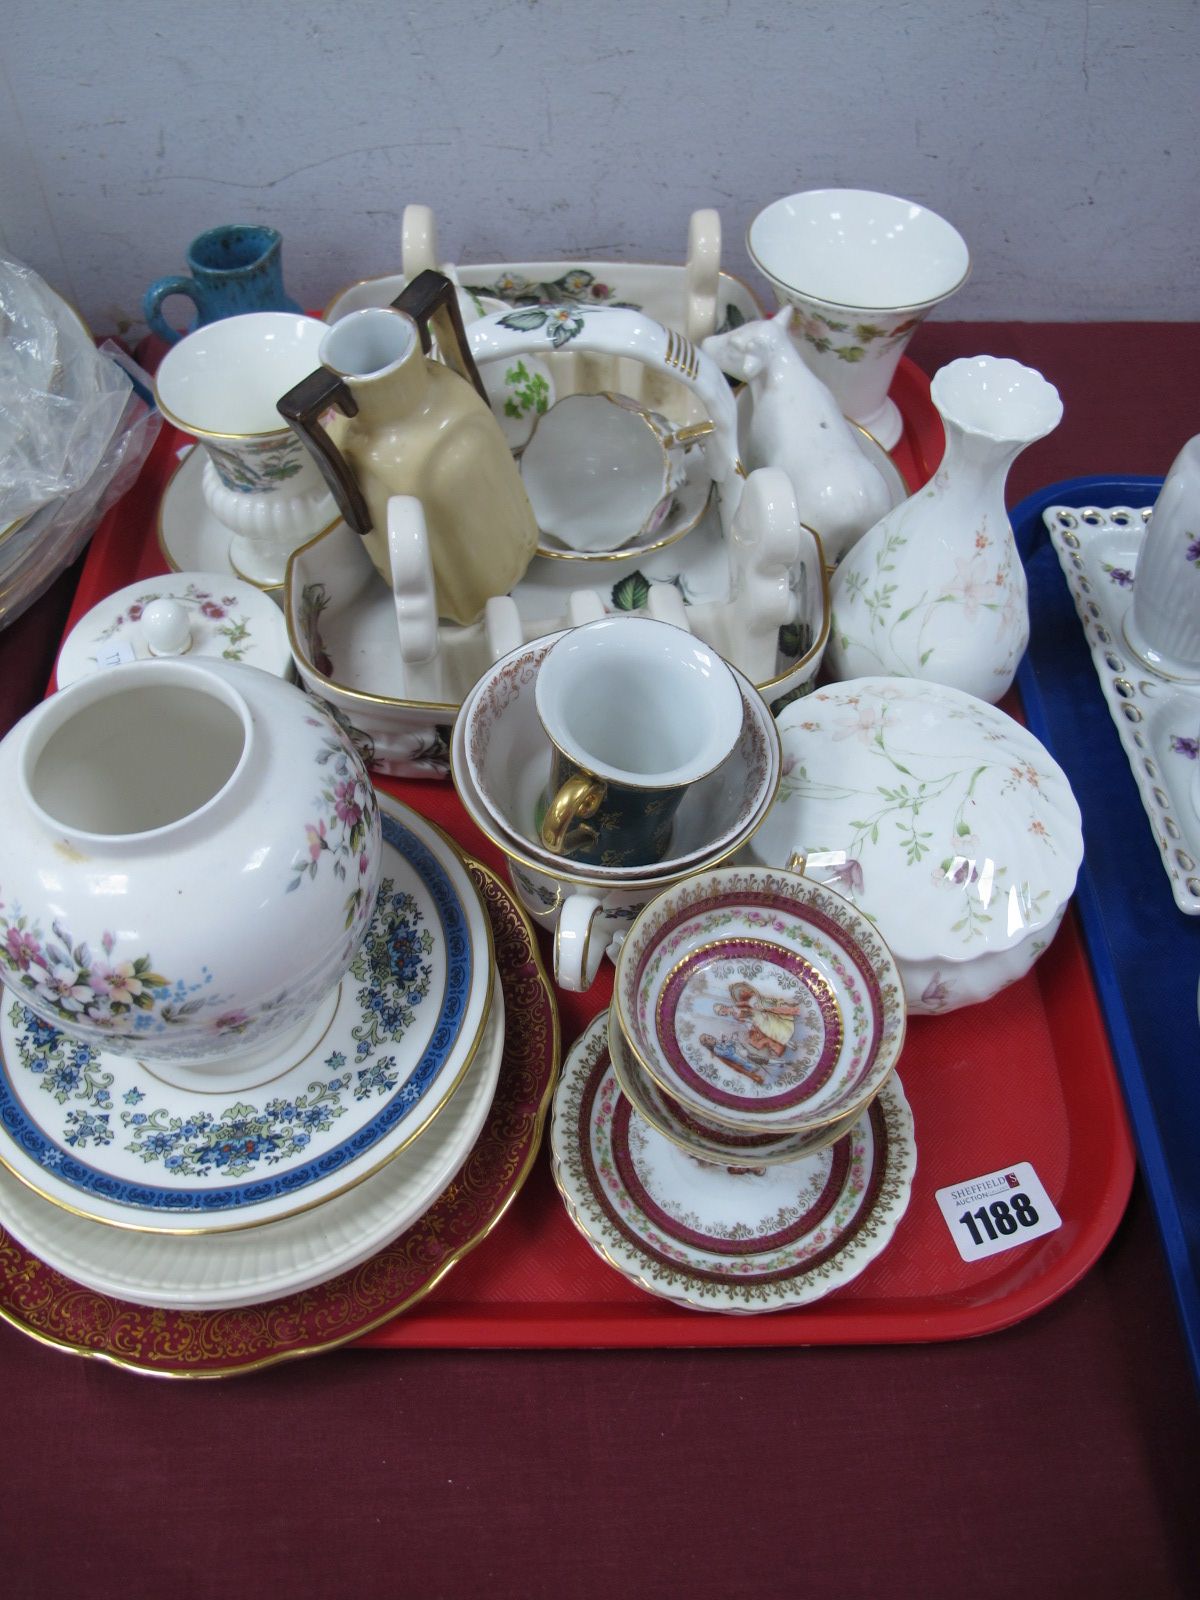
xmin=612 ymin=867 xmax=907 ymax=1136
xmin=551 ymin=1013 xmax=916 ymax=1315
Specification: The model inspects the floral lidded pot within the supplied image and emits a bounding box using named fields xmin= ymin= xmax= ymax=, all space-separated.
xmin=746 ymin=677 xmax=1083 ymax=1014
xmin=0 ymin=657 xmax=382 ymax=1088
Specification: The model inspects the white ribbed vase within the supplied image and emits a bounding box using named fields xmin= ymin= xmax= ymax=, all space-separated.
xmin=1126 ymin=435 xmax=1200 ymax=680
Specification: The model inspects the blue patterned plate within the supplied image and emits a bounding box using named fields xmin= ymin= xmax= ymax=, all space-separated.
xmin=0 ymin=798 xmax=494 ymax=1233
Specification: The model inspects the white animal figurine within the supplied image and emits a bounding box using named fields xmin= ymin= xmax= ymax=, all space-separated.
xmin=703 ymin=306 xmax=893 ymax=566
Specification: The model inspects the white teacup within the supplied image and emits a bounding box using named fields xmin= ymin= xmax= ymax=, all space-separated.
xmin=520 ymin=392 xmax=713 ymax=554
xmin=747 ymin=189 xmax=970 ymax=449
xmin=154 ymin=312 xmax=339 ymax=586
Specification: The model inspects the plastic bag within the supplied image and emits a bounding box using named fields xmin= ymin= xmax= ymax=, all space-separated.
xmin=0 ymin=255 xmax=137 ymax=526
xmin=0 ymin=256 xmax=161 ymax=629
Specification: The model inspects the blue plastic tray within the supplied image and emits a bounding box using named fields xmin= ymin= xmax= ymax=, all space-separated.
xmin=1015 ymin=474 xmax=1200 ymax=1387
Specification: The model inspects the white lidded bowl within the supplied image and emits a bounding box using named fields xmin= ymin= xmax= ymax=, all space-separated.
xmin=0 ymin=657 xmax=383 ymax=1082
xmin=747 ymin=677 xmax=1083 ymax=1013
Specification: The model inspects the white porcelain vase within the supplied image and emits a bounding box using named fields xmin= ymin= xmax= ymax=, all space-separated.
xmin=1125 ymin=433 xmax=1200 ymax=679
xmin=0 ymin=657 xmax=383 ymax=1083
xmin=828 ymin=356 xmax=1062 ymax=702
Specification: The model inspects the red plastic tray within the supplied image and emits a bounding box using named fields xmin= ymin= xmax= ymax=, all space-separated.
xmin=50 ymin=362 xmax=1131 ymax=1348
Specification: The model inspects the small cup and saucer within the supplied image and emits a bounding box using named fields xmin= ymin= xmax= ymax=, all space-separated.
xmin=451 ymin=614 xmax=781 ymax=991
xmin=520 ymin=391 xmax=715 ymax=565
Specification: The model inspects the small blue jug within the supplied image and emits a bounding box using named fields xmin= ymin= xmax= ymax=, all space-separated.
xmin=143 ymin=224 xmax=302 ymax=343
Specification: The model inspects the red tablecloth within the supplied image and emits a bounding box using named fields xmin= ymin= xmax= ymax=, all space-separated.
xmin=0 ymin=322 xmax=1197 ymax=1600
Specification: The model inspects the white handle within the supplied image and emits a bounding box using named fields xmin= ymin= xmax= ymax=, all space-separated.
xmin=386 ymin=496 xmax=439 ymax=666
xmin=684 ymin=208 xmax=722 ymax=345
xmin=646 ymin=582 xmax=691 ymax=631
xmin=568 ymin=589 xmax=607 ymax=626
xmin=401 ymin=205 xmax=439 ymax=280
xmin=484 ymin=595 xmax=524 ymax=662
xmin=724 ymin=467 xmax=804 ymax=683
xmin=553 ymin=893 xmax=606 ymax=993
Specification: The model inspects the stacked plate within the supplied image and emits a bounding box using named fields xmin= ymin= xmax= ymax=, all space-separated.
xmin=0 ymin=796 xmax=505 ymax=1314
xmin=551 ymin=866 xmax=917 ymax=1313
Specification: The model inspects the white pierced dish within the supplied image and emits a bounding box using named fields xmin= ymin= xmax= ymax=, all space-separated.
xmin=1044 ymin=502 xmax=1200 ymax=914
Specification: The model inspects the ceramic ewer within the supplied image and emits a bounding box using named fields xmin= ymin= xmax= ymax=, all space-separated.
xmin=828 ymin=356 xmax=1062 ymax=702
xmin=0 ymin=657 xmax=382 ymax=1086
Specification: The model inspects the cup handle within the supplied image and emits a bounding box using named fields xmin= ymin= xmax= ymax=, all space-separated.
xmin=386 ymin=496 xmax=439 ymax=665
xmin=684 ymin=208 xmax=722 ymax=345
xmin=401 ymin=204 xmax=438 ymax=280
xmin=143 ymin=275 xmax=199 ymax=345
xmin=554 ymin=893 xmax=606 ymax=992
xmin=540 ymin=773 xmax=606 ymax=856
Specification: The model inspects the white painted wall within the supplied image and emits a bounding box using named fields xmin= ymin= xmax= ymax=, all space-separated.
xmin=3 ymin=0 xmax=1197 ymax=334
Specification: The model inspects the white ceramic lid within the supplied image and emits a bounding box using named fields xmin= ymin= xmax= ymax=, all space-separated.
xmin=55 ymin=571 xmax=292 ymax=686
xmin=748 ymin=677 xmax=1083 ymax=962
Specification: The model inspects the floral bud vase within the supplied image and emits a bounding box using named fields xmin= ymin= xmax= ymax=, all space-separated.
xmin=1125 ymin=434 xmax=1200 ymax=680
xmin=827 ymin=356 xmax=1062 ymax=703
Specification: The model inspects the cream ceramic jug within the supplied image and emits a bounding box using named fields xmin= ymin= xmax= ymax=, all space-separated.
xmin=279 ymin=272 xmax=538 ymax=627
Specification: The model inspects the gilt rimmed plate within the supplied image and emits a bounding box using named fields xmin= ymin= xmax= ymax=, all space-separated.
xmin=0 ymin=976 xmax=503 ymax=1310
xmin=0 ymin=797 xmax=493 ymax=1233
xmin=613 ymin=868 xmax=906 ymax=1135
xmin=606 ymin=1010 xmax=858 ymax=1167
xmin=0 ymin=857 xmax=559 ymax=1377
xmin=551 ymin=1013 xmax=915 ymax=1314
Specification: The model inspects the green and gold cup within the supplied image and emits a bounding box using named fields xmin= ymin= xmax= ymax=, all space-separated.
xmin=534 ymin=615 xmax=743 ymax=869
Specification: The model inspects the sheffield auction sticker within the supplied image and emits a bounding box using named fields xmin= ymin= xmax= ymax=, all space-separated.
xmin=935 ymin=1162 xmax=1062 ymax=1263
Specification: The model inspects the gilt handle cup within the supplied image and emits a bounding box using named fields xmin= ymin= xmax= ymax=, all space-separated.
xmin=534 ymin=615 xmax=743 ymax=869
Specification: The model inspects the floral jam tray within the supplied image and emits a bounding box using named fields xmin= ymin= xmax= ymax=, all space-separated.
xmin=1014 ymin=475 xmax=1200 ymax=1387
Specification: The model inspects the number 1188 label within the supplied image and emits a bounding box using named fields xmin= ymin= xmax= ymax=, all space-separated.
xmin=935 ymin=1162 xmax=1062 ymax=1262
